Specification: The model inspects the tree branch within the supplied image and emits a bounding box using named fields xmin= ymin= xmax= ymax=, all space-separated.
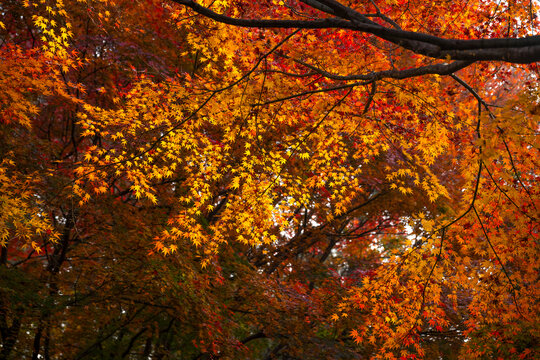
xmin=282 ymin=55 xmax=473 ymax=81
xmin=170 ymin=0 xmax=540 ymax=63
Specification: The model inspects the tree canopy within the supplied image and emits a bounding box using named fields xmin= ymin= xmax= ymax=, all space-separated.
xmin=0 ymin=0 xmax=538 ymax=359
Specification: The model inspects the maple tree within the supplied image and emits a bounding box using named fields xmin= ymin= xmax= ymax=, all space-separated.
xmin=0 ymin=0 xmax=539 ymax=359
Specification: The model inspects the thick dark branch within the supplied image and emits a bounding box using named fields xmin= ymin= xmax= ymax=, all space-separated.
xmin=172 ymin=0 xmax=355 ymax=28
xmin=171 ymin=0 xmax=540 ymax=63
xmin=303 ymin=0 xmax=375 ymax=24
xmin=47 ymin=211 xmax=76 ymax=274
xmin=300 ymin=0 xmax=336 ymax=15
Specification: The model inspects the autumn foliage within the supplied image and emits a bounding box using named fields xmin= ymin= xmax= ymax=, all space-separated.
xmin=0 ymin=0 xmax=539 ymax=359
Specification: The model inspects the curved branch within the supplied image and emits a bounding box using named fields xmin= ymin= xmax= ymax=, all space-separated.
xmin=283 ymin=56 xmax=473 ymax=81
xmin=171 ymin=0 xmax=540 ymax=63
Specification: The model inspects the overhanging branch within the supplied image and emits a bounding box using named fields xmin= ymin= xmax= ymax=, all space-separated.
xmin=171 ymin=0 xmax=540 ymax=64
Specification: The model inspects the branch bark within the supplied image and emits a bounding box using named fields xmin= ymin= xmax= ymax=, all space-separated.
xmin=170 ymin=0 xmax=540 ymax=64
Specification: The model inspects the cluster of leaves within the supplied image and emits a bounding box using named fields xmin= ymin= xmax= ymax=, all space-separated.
xmin=0 ymin=0 xmax=538 ymax=359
